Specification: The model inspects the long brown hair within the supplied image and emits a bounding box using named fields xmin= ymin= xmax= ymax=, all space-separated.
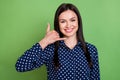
xmin=53 ymin=3 xmax=93 ymax=68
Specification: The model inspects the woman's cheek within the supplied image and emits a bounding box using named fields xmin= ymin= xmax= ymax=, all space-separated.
xmin=59 ymin=23 xmax=66 ymax=29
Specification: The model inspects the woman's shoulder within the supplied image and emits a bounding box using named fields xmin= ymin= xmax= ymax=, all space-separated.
xmin=86 ymin=42 xmax=97 ymax=49
xmin=86 ymin=42 xmax=98 ymax=55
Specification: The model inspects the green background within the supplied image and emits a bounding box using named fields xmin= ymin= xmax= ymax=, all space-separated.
xmin=0 ymin=0 xmax=120 ymax=80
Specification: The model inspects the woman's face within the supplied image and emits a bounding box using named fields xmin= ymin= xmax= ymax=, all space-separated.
xmin=58 ymin=10 xmax=78 ymax=38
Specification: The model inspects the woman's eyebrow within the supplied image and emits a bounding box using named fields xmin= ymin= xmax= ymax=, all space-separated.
xmin=59 ymin=19 xmax=66 ymax=21
xmin=59 ymin=17 xmax=76 ymax=20
xmin=70 ymin=17 xmax=76 ymax=19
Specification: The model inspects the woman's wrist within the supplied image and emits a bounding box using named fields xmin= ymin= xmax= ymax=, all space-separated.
xmin=39 ymin=38 xmax=49 ymax=49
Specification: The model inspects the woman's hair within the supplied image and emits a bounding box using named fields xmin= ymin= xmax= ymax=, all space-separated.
xmin=53 ymin=3 xmax=93 ymax=68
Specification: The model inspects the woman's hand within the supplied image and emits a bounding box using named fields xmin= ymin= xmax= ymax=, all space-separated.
xmin=39 ymin=23 xmax=66 ymax=49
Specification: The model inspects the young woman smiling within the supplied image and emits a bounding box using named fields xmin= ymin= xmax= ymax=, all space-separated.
xmin=15 ymin=3 xmax=100 ymax=80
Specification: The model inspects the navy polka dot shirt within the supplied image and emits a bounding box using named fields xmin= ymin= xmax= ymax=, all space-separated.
xmin=15 ymin=41 xmax=100 ymax=80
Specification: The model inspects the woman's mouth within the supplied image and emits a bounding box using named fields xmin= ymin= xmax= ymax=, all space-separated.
xmin=65 ymin=28 xmax=73 ymax=33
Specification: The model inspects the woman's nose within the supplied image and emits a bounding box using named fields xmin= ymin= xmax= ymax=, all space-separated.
xmin=66 ymin=22 xmax=71 ymax=28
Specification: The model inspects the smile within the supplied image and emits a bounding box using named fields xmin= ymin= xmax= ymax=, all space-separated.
xmin=65 ymin=28 xmax=73 ymax=33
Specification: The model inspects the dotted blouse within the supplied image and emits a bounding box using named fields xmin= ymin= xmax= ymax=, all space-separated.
xmin=15 ymin=41 xmax=100 ymax=80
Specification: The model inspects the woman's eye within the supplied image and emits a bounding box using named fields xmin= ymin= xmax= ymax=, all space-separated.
xmin=60 ymin=20 xmax=65 ymax=23
xmin=71 ymin=19 xmax=76 ymax=22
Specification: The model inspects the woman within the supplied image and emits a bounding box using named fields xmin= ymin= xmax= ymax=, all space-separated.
xmin=15 ymin=3 xmax=100 ymax=80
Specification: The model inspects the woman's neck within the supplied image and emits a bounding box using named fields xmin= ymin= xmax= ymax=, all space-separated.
xmin=64 ymin=35 xmax=78 ymax=49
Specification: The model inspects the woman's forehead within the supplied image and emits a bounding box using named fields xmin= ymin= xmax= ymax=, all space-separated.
xmin=59 ymin=10 xmax=77 ymax=20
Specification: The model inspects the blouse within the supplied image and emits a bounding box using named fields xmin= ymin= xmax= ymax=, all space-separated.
xmin=15 ymin=40 xmax=100 ymax=80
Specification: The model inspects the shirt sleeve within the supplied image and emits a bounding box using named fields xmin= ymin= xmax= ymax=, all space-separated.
xmin=89 ymin=45 xmax=100 ymax=80
xmin=15 ymin=43 xmax=50 ymax=72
